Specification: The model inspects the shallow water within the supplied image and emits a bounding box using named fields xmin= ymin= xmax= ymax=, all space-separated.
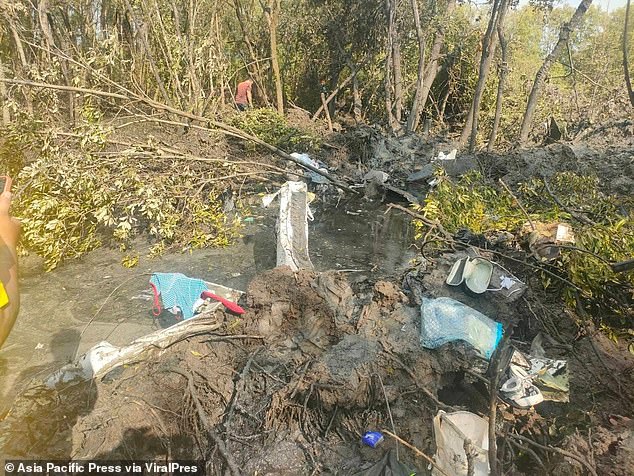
xmin=0 ymin=196 xmax=416 ymax=415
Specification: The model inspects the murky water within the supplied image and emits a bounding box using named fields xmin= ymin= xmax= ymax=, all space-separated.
xmin=0 ymin=197 xmax=416 ymax=415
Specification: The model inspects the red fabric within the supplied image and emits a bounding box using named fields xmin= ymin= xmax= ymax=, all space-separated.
xmin=235 ymin=80 xmax=252 ymax=104
xmin=149 ymin=282 xmax=162 ymax=316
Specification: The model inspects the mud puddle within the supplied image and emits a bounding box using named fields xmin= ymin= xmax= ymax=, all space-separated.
xmin=0 ymin=197 xmax=415 ymax=416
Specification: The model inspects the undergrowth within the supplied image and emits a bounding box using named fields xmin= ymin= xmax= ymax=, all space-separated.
xmin=230 ymin=108 xmax=321 ymax=153
xmin=413 ymin=171 xmax=634 ymax=331
xmin=1 ymin=110 xmax=242 ymax=270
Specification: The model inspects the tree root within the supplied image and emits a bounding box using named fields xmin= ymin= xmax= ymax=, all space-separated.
xmin=168 ymin=368 xmax=241 ymax=476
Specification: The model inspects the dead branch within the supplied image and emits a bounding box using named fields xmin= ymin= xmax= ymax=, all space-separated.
xmin=169 ymin=368 xmax=241 ymax=476
xmin=487 ymin=322 xmax=515 ymax=476
xmin=541 ymin=176 xmax=596 ymax=226
xmin=224 ymin=348 xmax=263 ymax=438
xmin=202 ymin=335 xmax=265 ymax=342
xmin=507 ymin=438 xmax=546 ymax=470
xmin=312 ymin=55 xmax=370 ymax=120
xmin=382 ymin=430 xmax=452 ymax=476
xmin=509 ymin=433 xmax=597 ymax=476
xmin=386 ymin=203 xmax=453 ymax=241
xmin=377 ymin=374 xmax=398 ymax=460
xmin=499 ymin=178 xmax=534 ymax=231
xmin=0 ymin=77 xmax=358 ymax=194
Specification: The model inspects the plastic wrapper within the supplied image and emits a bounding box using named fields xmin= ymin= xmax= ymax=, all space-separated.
xmin=420 ymin=297 xmax=503 ymax=359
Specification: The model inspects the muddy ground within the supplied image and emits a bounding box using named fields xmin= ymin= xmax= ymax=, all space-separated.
xmin=0 ymin=120 xmax=633 ymax=475
xmin=0 ymin=195 xmax=415 ymax=417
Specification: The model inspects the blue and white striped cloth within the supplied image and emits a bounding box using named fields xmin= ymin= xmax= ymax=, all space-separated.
xmin=150 ymin=272 xmax=208 ymax=320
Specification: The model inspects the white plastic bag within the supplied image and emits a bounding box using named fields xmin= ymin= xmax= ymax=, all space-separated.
xmin=432 ymin=411 xmax=489 ymax=476
xmin=290 ymin=152 xmax=330 ymax=184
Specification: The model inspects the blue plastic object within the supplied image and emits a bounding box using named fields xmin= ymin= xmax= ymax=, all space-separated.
xmin=420 ymin=297 xmax=503 ymax=360
xmin=362 ymin=431 xmax=384 ymax=448
xmin=150 ymin=272 xmax=208 ymax=320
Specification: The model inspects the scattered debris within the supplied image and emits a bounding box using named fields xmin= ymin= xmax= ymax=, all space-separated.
xmin=446 ymin=257 xmax=493 ymax=294
xmin=523 ymin=221 xmax=575 ymax=261
xmin=432 ymin=410 xmax=489 ymax=476
xmin=290 ymin=152 xmax=330 ymax=184
xmin=420 ymin=297 xmax=503 ymax=360
xmin=362 ymin=431 xmax=385 ymax=449
xmin=363 ymin=170 xmax=390 ymax=184
xmin=3 ymin=124 xmax=632 ymax=476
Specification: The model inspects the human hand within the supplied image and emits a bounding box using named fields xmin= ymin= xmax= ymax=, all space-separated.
xmin=0 ymin=190 xmax=21 ymax=247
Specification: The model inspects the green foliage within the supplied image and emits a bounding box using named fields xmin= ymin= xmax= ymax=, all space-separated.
xmin=2 ymin=118 xmax=241 ymax=271
xmin=414 ymin=171 xmax=528 ymax=236
xmin=413 ymin=172 xmax=634 ymax=326
xmin=230 ymin=108 xmax=321 ymax=152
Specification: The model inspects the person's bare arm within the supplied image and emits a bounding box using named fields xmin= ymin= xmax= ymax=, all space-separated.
xmin=247 ymin=87 xmax=253 ymax=107
xmin=0 ymin=190 xmax=20 ymax=349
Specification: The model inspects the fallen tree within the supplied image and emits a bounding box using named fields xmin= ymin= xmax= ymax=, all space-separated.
xmin=0 ymin=78 xmax=357 ymax=194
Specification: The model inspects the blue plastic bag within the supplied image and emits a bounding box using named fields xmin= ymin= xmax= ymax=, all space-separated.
xmin=420 ymin=297 xmax=503 ymax=359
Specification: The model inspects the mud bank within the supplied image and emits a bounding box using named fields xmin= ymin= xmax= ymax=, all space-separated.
xmin=0 ymin=197 xmax=415 ymax=417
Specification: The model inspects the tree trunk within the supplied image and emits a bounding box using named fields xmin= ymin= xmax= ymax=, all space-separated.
xmin=461 ymin=0 xmax=506 ymax=152
xmin=624 ymin=0 xmax=634 ymax=107
xmin=265 ymin=0 xmax=284 ymax=114
xmin=312 ymin=59 xmax=368 ymax=119
xmin=384 ymin=0 xmax=400 ymax=133
xmin=152 ymin=0 xmax=185 ymax=108
xmin=187 ymin=0 xmax=203 ymax=114
xmin=407 ymin=0 xmax=426 ymax=132
xmin=413 ymin=0 xmax=457 ymax=130
xmin=352 ymin=74 xmax=362 ymax=122
xmin=518 ymin=0 xmax=593 ymax=145
xmin=123 ymin=0 xmax=171 ymax=106
xmin=5 ymin=14 xmax=33 ymax=114
xmin=391 ymin=5 xmax=403 ymax=123
xmin=233 ymin=0 xmax=271 ymax=106
xmin=0 ymin=58 xmax=10 ymax=125
xmin=487 ymin=18 xmax=509 ymax=151
xmin=320 ymin=92 xmax=333 ymax=131
xmin=39 ymin=0 xmax=75 ymax=123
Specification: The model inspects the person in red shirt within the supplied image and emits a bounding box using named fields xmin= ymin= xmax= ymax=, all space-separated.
xmin=235 ymin=79 xmax=254 ymax=111
xmin=0 ymin=178 xmax=20 ymax=349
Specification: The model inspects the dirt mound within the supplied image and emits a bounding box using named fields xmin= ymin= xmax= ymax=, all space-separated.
xmin=479 ymin=142 xmax=634 ymax=196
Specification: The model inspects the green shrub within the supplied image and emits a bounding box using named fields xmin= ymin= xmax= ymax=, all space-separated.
xmin=413 ymin=171 xmax=634 ymax=327
xmin=2 ymin=112 xmax=241 ymax=270
xmin=230 ymin=108 xmax=321 ymax=152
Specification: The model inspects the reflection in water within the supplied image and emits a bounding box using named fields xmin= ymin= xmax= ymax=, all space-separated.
xmin=310 ymin=199 xmax=415 ymax=273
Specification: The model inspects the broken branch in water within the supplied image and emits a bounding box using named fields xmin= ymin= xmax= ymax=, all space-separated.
xmin=387 ymin=203 xmax=453 ymax=240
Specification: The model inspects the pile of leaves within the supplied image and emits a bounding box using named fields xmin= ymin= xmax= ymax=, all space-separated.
xmin=413 ymin=171 xmax=634 ymax=329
